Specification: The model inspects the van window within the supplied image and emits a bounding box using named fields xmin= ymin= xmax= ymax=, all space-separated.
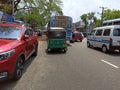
xmin=108 ymin=23 xmax=112 ymax=25
xmin=96 ymin=29 xmax=102 ymax=36
xmin=90 ymin=30 xmax=95 ymax=36
xmin=103 ymin=29 xmax=110 ymax=36
xmin=114 ymin=21 xmax=120 ymax=25
xmin=103 ymin=23 xmax=107 ymax=26
xmin=113 ymin=28 xmax=120 ymax=36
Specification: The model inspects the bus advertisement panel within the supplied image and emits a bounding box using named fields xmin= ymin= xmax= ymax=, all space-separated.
xmin=49 ymin=16 xmax=73 ymax=40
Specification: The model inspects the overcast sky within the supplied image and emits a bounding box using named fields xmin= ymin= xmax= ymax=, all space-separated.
xmin=62 ymin=0 xmax=120 ymax=22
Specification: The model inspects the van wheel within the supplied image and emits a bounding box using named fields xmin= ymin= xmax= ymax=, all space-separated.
xmin=102 ymin=46 xmax=108 ymax=53
xmin=13 ymin=56 xmax=24 ymax=81
xmin=70 ymin=40 xmax=74 ymax=43
xmin=87 ymin=42 xmax=90 ymax=47
xmin=119 ymin=49 xmax=120 ymax=53
xmin=80 ymin=40 xmax=82 ymax=42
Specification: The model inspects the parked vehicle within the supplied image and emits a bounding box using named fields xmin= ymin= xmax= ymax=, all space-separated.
xmin=103 ymin=18 xmax=120 ymax=26
xmin=47 ymin=27 xmax=67 ymax=53
xmin=0 ymin=22 xmax=38 ymax=81
xmin=87 ymin=25 xmax=120 ymax=53
xmin=72 ymin=31 xmax=84 ymax=42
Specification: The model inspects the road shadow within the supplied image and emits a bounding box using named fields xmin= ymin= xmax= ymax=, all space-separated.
xmin=91 ymin=47 xmax=120 ymax=56
xmin=45 ymin=49 xmax=67 ymax=55
xmin=0 ymin=56 xmax=36 ymax=90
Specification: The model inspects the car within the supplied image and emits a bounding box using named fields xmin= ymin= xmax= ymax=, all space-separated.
xmin=0 ymin=22 xmax=38 ymax=81
xmin=72 ymin=31 xmax=84 ymax=42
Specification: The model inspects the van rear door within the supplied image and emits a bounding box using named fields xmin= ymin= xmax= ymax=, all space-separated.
xmin=112 ymin=28 xmax=120 ymax=46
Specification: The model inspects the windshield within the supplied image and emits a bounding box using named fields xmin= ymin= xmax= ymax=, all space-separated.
xmin=0 ymin=26 xmax=21 ymax=39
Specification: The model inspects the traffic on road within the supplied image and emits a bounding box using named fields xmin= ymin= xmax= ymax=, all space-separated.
xmin=0 ymin=1 xmax=120 ymax=89
xmin=0 ymin=38 xmax=120 ymax=90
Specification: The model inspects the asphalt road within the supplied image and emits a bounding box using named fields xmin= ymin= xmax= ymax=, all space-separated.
xmin=0 ymin=38 xmax=120 ymax=90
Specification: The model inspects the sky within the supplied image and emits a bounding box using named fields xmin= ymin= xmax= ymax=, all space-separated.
xmin=62 ymin=0 xmax=120 ymax=22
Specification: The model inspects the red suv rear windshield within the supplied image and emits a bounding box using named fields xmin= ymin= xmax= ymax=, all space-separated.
xmin=0 ymin=26 xmax=21 ymax=39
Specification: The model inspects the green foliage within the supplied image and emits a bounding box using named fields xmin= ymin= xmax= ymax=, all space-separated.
xmin=81 ymin=14 xmax=88 ymax=27
xmin=0 ymin=0 xmax=63 ymax=29
xmin=103 ymin=9 xmax=120 ymax=21
xmin=0 ymin=3 xmax=12 ymax=14
xmin=15 ymin=0 xmax=63 ymax=29
xmin=81 ymin=12 xmax=97 ymax=28
xmin=95 ymin=19 xmax=101 ymax=27
xmin=80 ymin=9 xmax=120 ymax=28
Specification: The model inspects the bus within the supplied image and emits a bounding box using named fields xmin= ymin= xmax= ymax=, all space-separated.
xmin=103 ymin=18 xmax=120 ymax=26
xmin=48 ymin=16 xmax=73 ymax=40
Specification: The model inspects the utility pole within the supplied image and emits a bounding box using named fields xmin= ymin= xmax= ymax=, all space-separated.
xmin=12 ymin=0 xmax=14 ymax=16
xmin=100 ymin=6 xmax=107 ymax=25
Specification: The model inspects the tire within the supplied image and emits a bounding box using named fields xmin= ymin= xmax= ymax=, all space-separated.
xmin=87 ymin=42 xmax=90 ymax=47
xmin=119 ymin=49 xmax=120 ymax=53
xmin=13 ymin=56 xmax=24 ymax=81
xmin=63 ymin=48 xmax=67 ymax=53
xmin=46 ymin=49 xmax=51 ymax=53
xmin=102 ymin=46 xmax=108 ymax=53
xmin=70 ymin=40 xmax=74 ymax=43
xmin=33 ymin=45 xmax=38 ymax=56
xmin=80 ymin=40 xmax=82 ymax=42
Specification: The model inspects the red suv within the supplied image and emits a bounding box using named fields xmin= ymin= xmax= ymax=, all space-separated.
xmin=0 ymin=22 xmax=38 ymax=81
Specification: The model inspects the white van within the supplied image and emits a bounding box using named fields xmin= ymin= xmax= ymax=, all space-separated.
xmin=87 ymin=25 xmax=120 ymax=53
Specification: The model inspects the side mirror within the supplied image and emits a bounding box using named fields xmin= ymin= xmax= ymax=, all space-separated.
xmin=23 ymin=34 xmax=30 ymax=40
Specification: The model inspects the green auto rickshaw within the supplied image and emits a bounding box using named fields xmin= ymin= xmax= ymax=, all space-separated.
xmin=47 ymin=27 xmax=67 ymax=53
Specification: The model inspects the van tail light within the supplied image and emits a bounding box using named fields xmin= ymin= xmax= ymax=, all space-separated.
xmin=109 ymin=38 xmax=113 ymax=47
xmin=109 ymin=38 xmax=113 ymax=44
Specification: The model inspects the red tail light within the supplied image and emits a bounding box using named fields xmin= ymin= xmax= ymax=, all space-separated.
xmin=109 ymin=38 xmax=113 ymax=44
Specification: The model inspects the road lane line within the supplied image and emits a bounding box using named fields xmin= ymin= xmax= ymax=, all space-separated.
xmin=101 ymin=60 xmax=119 ymax=69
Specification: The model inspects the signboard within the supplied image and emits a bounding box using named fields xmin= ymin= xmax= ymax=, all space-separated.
xmin=0 ymin=11 xmax=14 ymax=22
xmin=52 ymin=20 xmax=71 ymax=28
xmin=55 ymin=16 xmax=68 ymax=20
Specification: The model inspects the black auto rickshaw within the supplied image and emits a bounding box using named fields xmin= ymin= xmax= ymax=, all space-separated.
xmin=47 ymin=27 xmax=67 ymax=53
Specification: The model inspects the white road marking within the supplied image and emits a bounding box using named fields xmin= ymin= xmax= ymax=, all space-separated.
xmin=101 ymin=60 xmax=119 ymax=69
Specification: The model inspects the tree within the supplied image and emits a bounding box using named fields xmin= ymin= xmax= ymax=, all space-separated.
xmin=103 ymin=9 xmax=120 ymax=21
xmin=95 ymin=19 xmax=101 ymax=27
xmin=19 ymin=0 xmax=63 ymax=29
xmin=81 ymin=12 xmax=97 ymax=28
xmin=95 ymin=9 xmax=120 ymax=27
xmin=81 ymin=14 xmax=88 ymax=28
xmin=0 ymin=0 xmax=63 ymax=29
xmin=0 ymin=0 xmax=12 ymax=14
